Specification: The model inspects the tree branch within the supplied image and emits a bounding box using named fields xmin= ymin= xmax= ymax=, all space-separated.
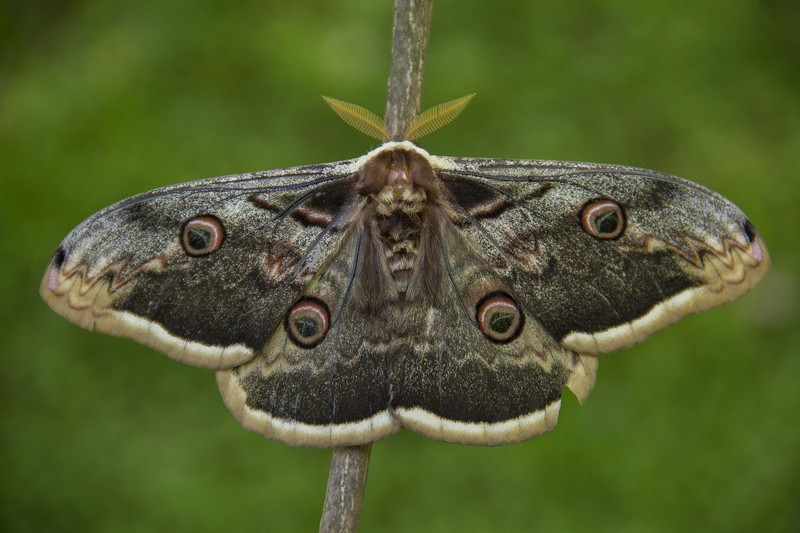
xmin=319 ymin=444 xmax=372 ymax=533
xmin=319 ymin=1 xmax=433 ymax=532
xmin=385 ymin=0 xmax=434 ymax=140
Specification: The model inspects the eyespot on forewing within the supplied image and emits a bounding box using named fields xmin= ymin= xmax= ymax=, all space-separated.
xmin=181 ymin=215 xmax=225 ymax=256
xmin=581 ymin=200 xmax=625 ymax=239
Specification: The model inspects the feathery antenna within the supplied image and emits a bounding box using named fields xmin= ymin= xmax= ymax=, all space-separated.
xmin=323 ymin=93 xmax=475 ymax=142
xmin=405 ymin=93 xmax=475 ymax=140
xmin=322 ymin=97 xmax=389 ymax=141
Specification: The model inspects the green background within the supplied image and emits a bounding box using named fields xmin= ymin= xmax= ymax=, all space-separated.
xmin=2 ymin=1 xmax=798 ymax=531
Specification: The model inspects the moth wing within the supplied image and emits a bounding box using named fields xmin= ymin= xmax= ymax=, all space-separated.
xmin=390 ymin=156 xmax=767 ymax=445
xmin=389 ymin=219 xmax=597 ymax=445
xmin=436 ymin=156 xmax=769 ymax=355
xmin=217 ymin=226 xmax=401 ymax=447
xmin=41 ymin=159 xmax=363 ymax=369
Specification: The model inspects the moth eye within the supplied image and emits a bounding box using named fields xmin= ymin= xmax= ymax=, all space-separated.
xmin=581 ymin=200 xmax=625 ymax=239
xmin=286 ymin=298 xmax=330 ymax=348
xmin=476 ymin=292 xmax=524 ymax=343
xmin=181 ymin=215 xmax=225 ymax=256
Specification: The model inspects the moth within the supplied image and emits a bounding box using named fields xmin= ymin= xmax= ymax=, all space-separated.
xmin=41 ymin=95 xmax=769 ymax=447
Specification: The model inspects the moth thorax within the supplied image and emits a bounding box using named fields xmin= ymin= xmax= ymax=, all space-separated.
xmin=375 ymin=171 xmax=427 ymax=216
xmin=357 ymin=147 xmax=440 ymax=296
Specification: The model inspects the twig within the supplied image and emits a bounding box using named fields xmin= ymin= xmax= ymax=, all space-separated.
xmin=385 ymin=0 xmax=434 ymax=140
xmin=319 ymin=443 xmax=372 ymax=533
xmin=318 ymin=1 xmax=433 ymax=532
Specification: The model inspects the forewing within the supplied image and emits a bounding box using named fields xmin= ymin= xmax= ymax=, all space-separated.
xmin=41 ymin=159 xmax=362 ymax=369
xmin=436 ymin=156 xmax=769 ymax=355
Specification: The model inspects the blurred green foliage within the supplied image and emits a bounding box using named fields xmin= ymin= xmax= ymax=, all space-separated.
xmin=2 ymin=1 xmax=799 ymax=531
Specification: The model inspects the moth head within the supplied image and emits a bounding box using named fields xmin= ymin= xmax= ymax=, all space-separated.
xmin=356 ymin=147 xmax=438 ymax=208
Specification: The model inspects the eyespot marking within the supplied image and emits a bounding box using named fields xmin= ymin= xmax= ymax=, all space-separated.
xmin=475 ymin=291 xmax=524 ymax=343
xmin=181 ymin=215 xmax=225 ymax=256
xmin=581 ymin=200 xmax=625 ymax=239
xmin=285 ymin=297 xmax=331 ymax=349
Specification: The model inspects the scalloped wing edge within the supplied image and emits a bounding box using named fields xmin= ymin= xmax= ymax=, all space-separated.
xmin=216 ymin=352 xmax=597 ymax=447
xmin=217 ymin=363 xmax=566 ymax=446
xmin=562 ymin=233 xmax=769 ymax=354
xmin=40 ymin=261 xmax=254 ymax=369
xmin=216 ymin=368 xmax=401 ymax=447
